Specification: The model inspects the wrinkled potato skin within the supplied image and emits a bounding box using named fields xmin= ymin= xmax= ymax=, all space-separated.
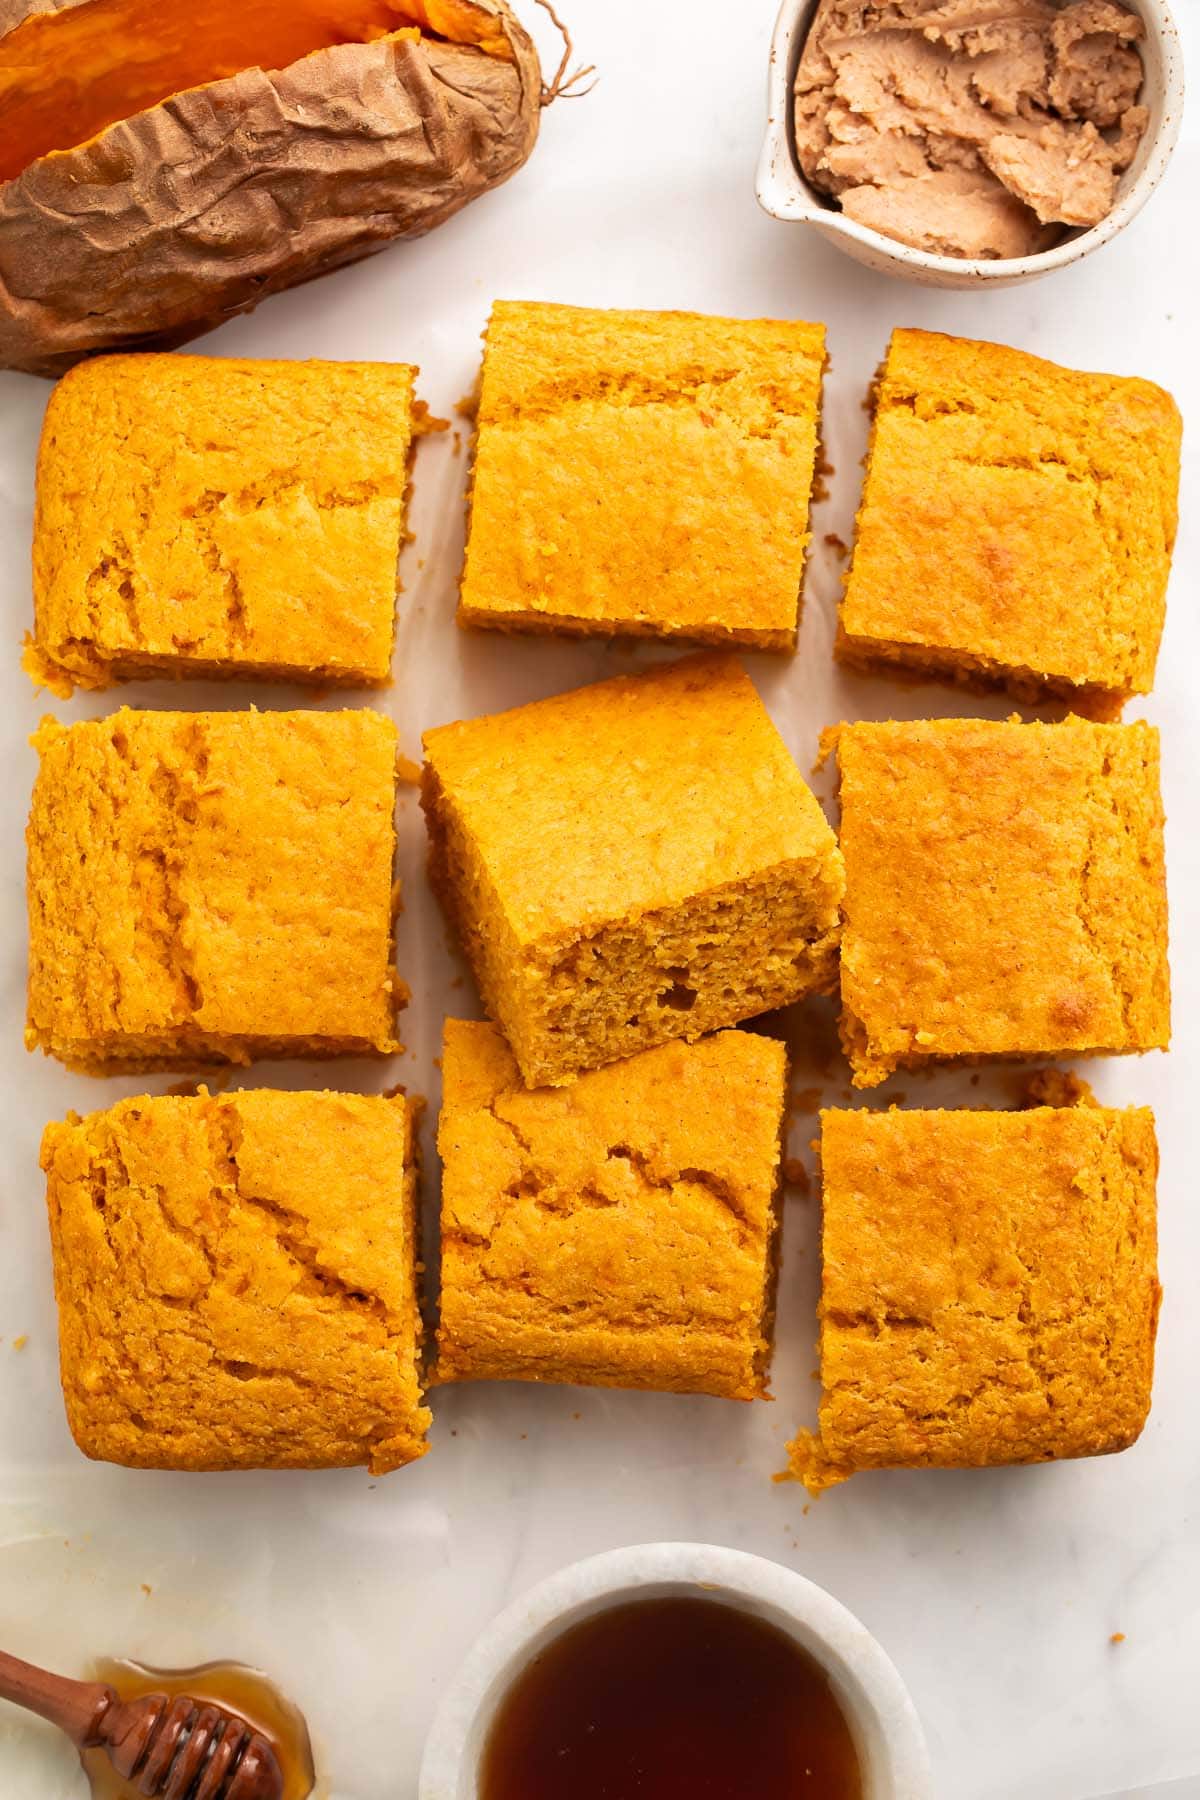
xmin=0 ymin=1 xmax=540 ymax=375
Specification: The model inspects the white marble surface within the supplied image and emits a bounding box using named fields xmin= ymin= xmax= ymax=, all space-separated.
xmin=0 ymin=5 xmax=1197 ymax=1797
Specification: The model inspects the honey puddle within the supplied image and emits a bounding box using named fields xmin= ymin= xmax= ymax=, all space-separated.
xmin=81 ymin=1660 xmax=315 ymax=1800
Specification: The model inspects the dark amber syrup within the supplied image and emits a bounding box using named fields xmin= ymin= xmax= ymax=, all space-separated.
xmin=82 ymin=1659 xmax=316 ymax=1800
xmin=480 ymin=1595 xmax=863 ymax=1799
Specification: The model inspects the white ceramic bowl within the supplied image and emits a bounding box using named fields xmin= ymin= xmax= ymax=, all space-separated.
xmin=755 ymin=0 xmax=1185 ymax=288
xmin=418 ymin=1542 xmax=931 ymax=1799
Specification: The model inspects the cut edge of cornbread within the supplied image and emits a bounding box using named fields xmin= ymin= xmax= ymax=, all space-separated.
xmin=425 ymin=753 xmax=841 ymax=1086
xmin=832 ymin=627 xmax=1130 ymax=722
xmin=24 ymin=1020 xmax=406 ymax=1078
xmin=22 ymin=639 xmax=405 ymax=699
xmin=456 ymin=598 xmax=799 ymax=654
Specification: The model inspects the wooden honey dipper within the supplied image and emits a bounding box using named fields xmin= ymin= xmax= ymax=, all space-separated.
xmin=0 ymin=1647 xmax=285 ymax=1799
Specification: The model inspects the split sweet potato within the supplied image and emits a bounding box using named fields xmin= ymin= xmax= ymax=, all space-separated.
xmin=0 ymin=0 xmax=543 ymax=375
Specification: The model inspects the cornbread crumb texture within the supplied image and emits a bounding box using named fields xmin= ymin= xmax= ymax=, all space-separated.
xmin=791 ymin=1105 xmax=1159 ymax=1494
xmin=27 ymin=708 xmax=401 ymax=1072
xmin=422 ymin=655 xmax=845 ymax=1087
xmin=834 ymin=716 xmax=1169 ymax=1088
xmin=838 ymin=330 xmax=1181 ymax=714
xmin=459 ymin=301 xmax=826 ymax=649
xmin=436 ymin=1021 xmax=788 ymax=1397
xmin=29 ymin=354 xmax=419 ymax=694
xmin=43 ymin=1090 xmax=429 ymax=1473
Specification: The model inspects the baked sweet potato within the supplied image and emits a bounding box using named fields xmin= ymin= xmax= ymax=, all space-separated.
xmin=0 ymin=0 xmax=543 ymax=375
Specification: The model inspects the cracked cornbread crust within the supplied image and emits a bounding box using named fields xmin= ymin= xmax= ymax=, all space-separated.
xmin=832 ymin=716 xmax=1169 ymax=1089
xmin=435 ymin=1020 xmax=788 ymax=1397
xmin=42 ymin=1089 xmax=430 ymax=1473
xmin=789 ymin=1105 xmax=1160 ymax=1495
xmin=422 ymin=655 xmax=845 ymax=1088
xmin=457 ymin=301 xmax=826 ymax=649
xmin=26 ymin=354 xmax=422 ymax=696
xmin=27 ymin=708 xmax=402 ymax=1073
xmin=836 ymin=330 xmax=1181 ymax=717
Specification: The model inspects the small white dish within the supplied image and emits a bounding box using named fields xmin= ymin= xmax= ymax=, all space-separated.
xmin=418 ymin=1541 xmax=931 ymax=1799
xmin=755 ymin=0 xmax=1185 ymax=289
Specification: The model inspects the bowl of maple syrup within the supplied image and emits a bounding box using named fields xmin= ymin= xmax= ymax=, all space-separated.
xmin=418 ymin=1542 xmax=930 ymax=1800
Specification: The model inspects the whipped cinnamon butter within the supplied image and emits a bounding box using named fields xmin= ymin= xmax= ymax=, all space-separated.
xmin=793 ymin=0 xmax=1148 ymax=258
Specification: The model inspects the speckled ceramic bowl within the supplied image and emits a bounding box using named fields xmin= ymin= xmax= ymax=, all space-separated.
xmin=755 ymin=0 xmax=1185 ymax=289
xmin=418 ymin=1542 xmax=931 ymax=1799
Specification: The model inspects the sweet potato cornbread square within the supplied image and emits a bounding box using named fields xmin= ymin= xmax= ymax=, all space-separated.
xmin=27 ymin=707 xmax=401 ymax=1072
xmin=833 ymin=717 xmax=1169 ymax=1088
xmin=422 ymin=656 xmax=845 ymax=1087
xmin=436 ymin=1020 xmax=787 ymax=1397
xmin=458 ymin=301 xmax=826 ymax=649
xmin=27 ymin=354 xmax=422 ymax=695
xmin=42 ymin=1089 xmax=429 ymax=1473
xmin=837 ymin=329 xmax=1181 ymax=717
xmin=789 ymin=1105 xmax=1160 ymax=1494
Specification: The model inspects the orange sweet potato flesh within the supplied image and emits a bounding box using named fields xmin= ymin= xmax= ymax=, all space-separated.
xmin=0 ymin=0 xmax=540 ymax=375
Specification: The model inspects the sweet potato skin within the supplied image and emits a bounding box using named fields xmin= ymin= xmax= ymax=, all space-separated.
xmin=0 ymin=4 xmax=540 ymax=376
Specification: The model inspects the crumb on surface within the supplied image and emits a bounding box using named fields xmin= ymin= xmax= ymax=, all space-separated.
xmin=782 ymin=1157 xmax=811 ymax=1195
xmin=1022 ymin=1068 xmax=1098 ymax=1109
xmin=789 ymin=1085 xmax=823 ymax=1117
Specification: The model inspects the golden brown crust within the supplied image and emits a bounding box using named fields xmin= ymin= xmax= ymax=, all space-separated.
xmin=43 ymin=1088 xmax=430 ymax=1472
xmin=838 ymin=329 xmax=1181 ymax=710
xmin=29 ymin=354 xmax=418 ymax=692
xmin=833 ymin=716 xmax=1170 ymax=1088
xmin=0 ymin=3 xmax=540 ymax=376
xmin=435 ymin=1021 xmax=788 ymax=1398
xmin=459 ymin=301 xmax=826 ymax=648
xmin=26 ymin=708 xmax=402 ymax=1070
xmin=790 ymin=1105 xmax=1160 ymax=1494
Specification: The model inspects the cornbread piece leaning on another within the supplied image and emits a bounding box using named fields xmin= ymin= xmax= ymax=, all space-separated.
xmin=832 ymin=716 xmax=1169 ymax=1088
xmin=841 ymin=334 xmax=1180 ymax=712
xmin=789 ymin=1105 xmax=1160 ymax=1495
xmin=436 ymin=1021 xmax=788 ymax=1398
xmin=458 ymin=301 xmax=827 ymax=650
xmin=423 ymin=656 xmax=845 ymax=1087
xmin=42 ymin=1089 xmax=429 ymax=1473
xmin=837 ymin=330 xmax=1181 ymax=718
xmin=27 ymin=708 xmax=402 ymax=1073
xmin=27 ymin=355 xmax=426 ymax=696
